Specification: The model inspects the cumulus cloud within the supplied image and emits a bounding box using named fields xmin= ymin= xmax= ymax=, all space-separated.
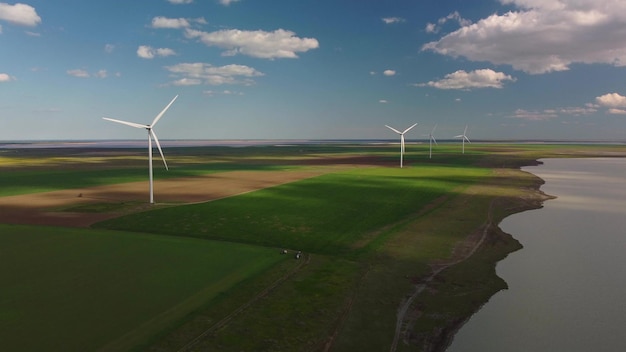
xmin=0 ymin=2 xmax=41 ymax=26
xmin=219 ymin=0 xmax=241 ymax=5
xmin=379 ymin=99 xmax=388 ymax=104
xmin=418 ymin=69 xmax=516 ymax=90
xmin=426 ymin=11 xmax=471 ymax=33
xmin=422 ymin=0 xmax=626 ymax=74
xmin=151 ymin=16 xmax=190 ymax=29
xmin=383 ymin=69 xmax=396 ymax=76
xmin=595 ymin=92 xmax=626 ymax=108
xmin=165 ymin=62 xmax=264 ymax=86
xmin=184 ymin=28 xmax=319 ymax=59
xmin=168 ymin=0 xmax=193 ymax=4
xmin=137 ymin=45 xmax=176 ymax=59
xmin=0 ymin=72 xmax=15 ymax=82
xmin=66 ymin=69 xmax=90 ymax=78
xmin=104 ymin=44 xmax=114 ymax=53
xmin=382 ymin=17 xmax=405 ymax=24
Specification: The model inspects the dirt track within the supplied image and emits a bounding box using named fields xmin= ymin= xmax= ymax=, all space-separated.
xmin=0 ymin=169 xmax=331 ymax=228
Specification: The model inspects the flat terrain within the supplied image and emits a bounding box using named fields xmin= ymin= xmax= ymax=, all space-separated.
xmin=2 ymin=143 xmax=626 ymax=352
xmin=0 ymin=168 xmax=334 ymax=227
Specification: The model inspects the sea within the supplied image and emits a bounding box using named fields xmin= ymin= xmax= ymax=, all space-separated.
xmin=447 ymin=157 xmax=626 ymax=352
xmin=1 ymin=139 xmax=624 ymax=149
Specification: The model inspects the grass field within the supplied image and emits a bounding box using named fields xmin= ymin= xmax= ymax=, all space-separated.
xmin=0 ymin=224 xmax=286 ymax=352
xmin=94 ymin=165 xmax=489 ymax=255
xmin=2 ymin=142 xmax=625 ymax=351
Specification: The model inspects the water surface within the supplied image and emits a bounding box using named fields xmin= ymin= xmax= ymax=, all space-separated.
xmin=448 ymin=158 xmax=626 ymax=352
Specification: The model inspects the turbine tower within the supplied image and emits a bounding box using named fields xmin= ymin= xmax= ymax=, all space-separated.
xmin=427 ymin=125 xmax=437 ymax=159
xmin=103 ymin=95 xmax=178 ymax=204
xmin=385 ymin=123 xmax=417 ymax=168
xmin=454 ymin=125 xmax=471 ymax=154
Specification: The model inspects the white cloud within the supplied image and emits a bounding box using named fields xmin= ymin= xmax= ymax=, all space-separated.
xmin=95 ymin=70 xmax=107 ymax=78
xmin=426 ymin=11 xmax=471 ymax=34
xmin=184 ymin=28 xmax=319 ymax=59
xmin=595 ymin=93 xmax=626 ymax=108
xmin=104 ymin=44 xmax=114 ymax=53
xmin=0 ymin=72 xmax=15 ymax=82
xmin=219 ymin=0 xmax=241 ymax=6
xmin=511 ymin=108 xmax=559 ymax=121
xmin=383 ymin=69 xmax=396 ymax=76
xmin=151 ymin=16 xmax=190 ymax=29
xmin=558 ymin=106 xmax=597 ymax=115
xmin=423 ymin=0 xmax=626 ymax=74
xmin=0 ymin=3 xmax=41 ymax=26
xmin=607 ymin=108 xmax=626 ymax=115
xmin=419 ymin=69 xmax=516 ymax=90
xmin=379 ymin=99 xmax=388 ymax=104
xmin=382 ymin=17 xmax=405 ymax=24
xmin=165 ymin=62 xmax=264 ymax=86
xmin=168 ymin=0 xmax=193 ymax=4
xmin=204 ymin=89 xmax=243 ymax=96
xmin=137 ymin=45 xmax=176 ymax=59
xmin=66 ymin=69 xmax=90 ymax=78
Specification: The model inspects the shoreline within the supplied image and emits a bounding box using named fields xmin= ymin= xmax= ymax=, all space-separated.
xmin=426 ymin=161 xmax=555 ymax=352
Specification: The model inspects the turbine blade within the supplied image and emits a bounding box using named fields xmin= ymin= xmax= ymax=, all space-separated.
xmin=465 ymin=136 xmax=471 ymax=143
xmin=431 ymin=124 xmax=437 ymax=134
xmin=464 ymin=125 xmax=468 ymax=134
xmin=103 ymin=117 xmax=147 ymax=129
xmin=151 ymin=95 xmax=178 ymax=127
xmin=150 ymin=130 xmax=168 ymax=170
xmin=454 ymin=134 xmax=463 ymax=138
xmin=385 ymin=125 xmax=402 ymax=134
xmin=432 ymin=136 xmax=438 ymax=145
xmin=402 ymin=123 xmax=418 ymax=133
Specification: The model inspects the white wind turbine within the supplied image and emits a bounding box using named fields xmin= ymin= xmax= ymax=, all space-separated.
xmin=385 ymin=123 xmax=417 ymax=168
xmin=103 ymin=95 xmax=178 ymax=204
xmin=427 ymin=124 xmax=437 ymax=159
xmin=455 ymin=125 xmax=471 ymax=154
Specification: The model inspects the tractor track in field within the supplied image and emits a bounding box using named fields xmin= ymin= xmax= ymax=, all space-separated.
xmin=176 ymin=252 xmax=311 ymax=352
xmin=389 ymin=200 xmax=495 ymax=352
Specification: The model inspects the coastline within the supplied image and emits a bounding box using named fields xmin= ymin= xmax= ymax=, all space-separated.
xmin=425 ymin=161 xmax=555 ymax=352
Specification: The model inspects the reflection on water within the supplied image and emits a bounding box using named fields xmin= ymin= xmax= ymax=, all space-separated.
xmin=447 ymin=158 xmax=626 ymax=352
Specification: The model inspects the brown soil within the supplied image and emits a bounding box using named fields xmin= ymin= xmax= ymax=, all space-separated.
xmin=0 ymin=169 xmax=336 ymax=228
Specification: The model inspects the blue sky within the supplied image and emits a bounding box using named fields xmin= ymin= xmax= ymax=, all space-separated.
xmin=2 ymin=0 xmax=626 ymax=141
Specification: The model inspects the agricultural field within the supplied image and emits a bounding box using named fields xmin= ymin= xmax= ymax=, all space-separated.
xmin=1 ymin=142 xmax=625 ymax=351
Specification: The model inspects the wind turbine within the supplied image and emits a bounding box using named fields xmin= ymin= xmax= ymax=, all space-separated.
xmin=427 ymin=124 xmax=437 ymax=159
xmin=454 ymin=125 xmax=471 ymax=154
xmin=103 ymin=95 xmax=178 ymax=204
xmin=385 ymin=123 xmax=417 ymax=168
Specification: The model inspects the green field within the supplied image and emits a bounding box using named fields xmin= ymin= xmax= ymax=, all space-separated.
xmin=0 ymin=224 xmax=285 ymax=352
xmin=2 ymin=142 xmax=625 ymax=351
xmin=94 ymin=165 xmax=489 ymax=255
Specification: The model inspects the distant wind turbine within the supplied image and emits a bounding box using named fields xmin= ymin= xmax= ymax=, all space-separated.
xmin=454 ymin=125 xmax=471 ymax=154
xmin=385 ymin=123 xmax=417 ymax=168
xmin=103 ymin=95 xmax=178 ymax=204
xmin=427 ymin=125 xmax=437 ymax=159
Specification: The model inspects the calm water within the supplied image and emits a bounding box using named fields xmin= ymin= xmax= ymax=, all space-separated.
xmin=448 ymin=158 xmax=626 ymax=352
